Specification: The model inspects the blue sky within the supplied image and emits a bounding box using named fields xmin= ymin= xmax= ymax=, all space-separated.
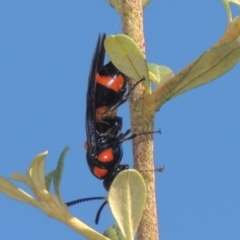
xmin=0 ymin=1 xmax=240 ymax=239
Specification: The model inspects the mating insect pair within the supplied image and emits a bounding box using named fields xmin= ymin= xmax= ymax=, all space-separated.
xmin=66 ymin=34 xmax=160 ymax=224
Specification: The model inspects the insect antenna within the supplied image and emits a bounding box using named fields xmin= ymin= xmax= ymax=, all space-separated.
xmin=65 ymin=197 xmax=108 ymax=224
xmin=95 ymin=200 xmax=108 ymax=224
xmin=65 ymin=196 xmax=106 ymax=206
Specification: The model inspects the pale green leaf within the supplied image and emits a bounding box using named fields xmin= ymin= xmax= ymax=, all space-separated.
xmin=108 ymin=170 xmax=146 ymax=240
xmin=105 ymin=0 xmax=120 ymax=10
xmin=104 ymin=34 xmax=149 ymax=83
xmin=148 ymin=63 xmax=174 ymax=87
xmin=222 ymin=0 xmax=240 ymax=23
xmin=228 ymin=0 xmax=240 ymax=5
xmin=154 ymin=41 xmax=240 ymax=110
xmin=0 ymin=151 xmax=110 ymax=240
xmin=214 ymin=17 xmax=240 ymax=47
xmin=0 ymin=176 xmax=36 ymax=204
xmin=142 ymin=0 xmax=151 ymax=8
xmin=27 ymin=151 xmax=49 ymax=198
xmin=10 ymin=173 xmax=28 ymax=183
xmin=222 ymin=0 xmax=233 ymax=22
xmin=170 ymin=42 xmax=240 ymax=98
xmin=148 ymin=70 xmax=157 ymax=82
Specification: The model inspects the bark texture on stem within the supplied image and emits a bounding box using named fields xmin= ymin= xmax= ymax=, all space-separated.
xmin=120 ymin=1 xmax=159 ymax=239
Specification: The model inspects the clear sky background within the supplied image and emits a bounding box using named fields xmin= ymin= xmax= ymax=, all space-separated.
xmin=0 ymin=1 xmax=240 ymax=240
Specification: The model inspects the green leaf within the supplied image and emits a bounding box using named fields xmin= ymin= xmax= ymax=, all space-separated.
xmin=103 ymin=224 xmax=125 ymax=240
xmin=53 ymin=147 xmax=69 ymax=203
xmin=104 ymin=34 xmax=149 ymax=85
xmin=108 ymin=170 xmax=146 ymax=240
xmin=45 ymin=170 xmax=55 ymax=191
xmin=148 ymin=63 xmax=174 ymax=87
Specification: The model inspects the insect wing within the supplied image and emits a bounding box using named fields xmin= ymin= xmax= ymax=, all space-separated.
xmin=86 ymin=33 xmax=106 ymax=158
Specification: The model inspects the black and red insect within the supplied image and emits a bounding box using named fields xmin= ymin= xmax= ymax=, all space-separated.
xmin=66 ymin=33 xmax=160 ymax=223
xmin=84 ymin=33 xmax=149 ymax=191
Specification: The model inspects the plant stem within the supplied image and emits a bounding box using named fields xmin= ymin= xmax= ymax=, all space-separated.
xmin=120 ymin=1 xmax=159 ymax=239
